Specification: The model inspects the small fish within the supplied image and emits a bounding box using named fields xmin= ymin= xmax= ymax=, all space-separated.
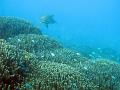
xmin=40 ymin=15 xmax=56 ymax=28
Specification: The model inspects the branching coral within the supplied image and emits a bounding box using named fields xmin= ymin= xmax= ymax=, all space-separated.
xmin=0 ymin=39 xmax=38 ymax=90
xmin=7 ymin=34 xmax=63 ymax=53
xmin=1 ymin=16 xmax=120 ymax=90
xmin=0 ymin=16 xmax=42 ymax=39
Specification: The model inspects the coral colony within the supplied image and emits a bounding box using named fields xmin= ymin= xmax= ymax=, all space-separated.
xmin=0 ymin=16 xmax=120 ymax=90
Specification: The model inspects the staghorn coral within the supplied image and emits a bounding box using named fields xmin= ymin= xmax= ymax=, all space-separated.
xmin=0 ymin=39 xmax=96 ymax=90
xmin=36 ymin=48 xmax=90 ymax=66
xmin=75 ymin=45 xmax=120 ymax=63
xmin=91 ymin=60 xmax=120 ymax=90
xmin=0 ymin=38 xmax=101 ymax=90
xmin=30 ymin=61 xmax=81 ymax=90
xmin=0 ymin=39 xmax=38 ymax=90
xmin=0 ymin=16 xmax=42 ymax=39
xmin=1 ymin=18 xmax=120 ymax=89
xmin=7 ymin=34 xmax=63 ymax=53
xmin=73 ymin=59 xmax=120 ymax=90
xmin=2 ymin=38 xmax=120 ymax=90
xmin=7 ymin=34 xmax=89 ymax=65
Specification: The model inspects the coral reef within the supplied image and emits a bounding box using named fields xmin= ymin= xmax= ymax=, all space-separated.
xmin=1 ymin=16 xmax=120 ymax=90
xmin=0 ymin=39 xmax=95 ymax=90
xmin=0 ymin=16 xmax=42 ymax=39
xmin=1 ymin=38 xmax=120 ymax=90
xmin=76 ymin=45 xmax=120 ymax=63
xmin=7 ymin=34 xmax=63 ymax=53
xmin=91 ymin=60 xmax=120 ymax=90
xmin=73 ymin=59 xmax=120 ymax=90
xmin=30 ymin=61 xmax=82 ymax=90
xmin=0 ymin=39 xmax=38 ymax=90
xmin=7 ymin=34 xmax=88 ymax=65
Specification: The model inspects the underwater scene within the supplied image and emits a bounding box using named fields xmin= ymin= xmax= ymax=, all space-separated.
xmin=0 ymin=0 xmax=120 ymax=90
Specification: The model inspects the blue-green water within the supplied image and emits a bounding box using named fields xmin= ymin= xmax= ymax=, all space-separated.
xmin=1 ymin=0 xmax=120 ymax=62
xmin=0 ymin=1 xmax=120 ymax=89
xmin=1 ymin=0 xmax=120 ymax=50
